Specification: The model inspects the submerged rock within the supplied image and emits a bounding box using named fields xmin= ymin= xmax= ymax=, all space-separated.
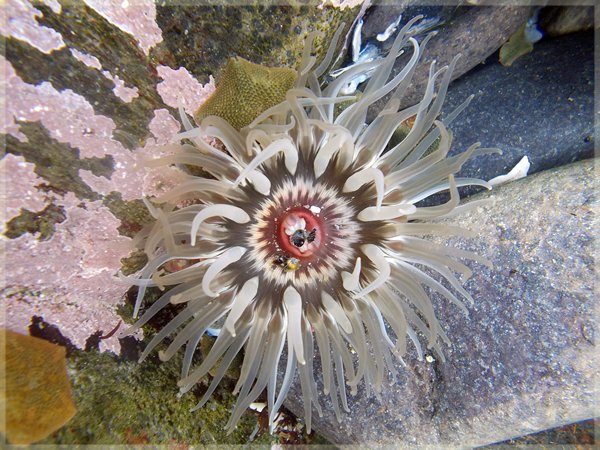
xmin=284 ymin=159 xmax=597 ymax=446
xmin=539 ymin=6 xmax=594 ymax=37
xmin=445 ymin=29 xmax=594 ymax=185
xmin=2 ymin=2 xmax=594 ymax=445
xmin=364 ymin=5 xmax=534 ymax=118
xmin=2 ymin=0 xmax=360 ymax=354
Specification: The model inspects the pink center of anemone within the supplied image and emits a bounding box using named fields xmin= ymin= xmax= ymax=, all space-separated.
xmin=276 ymin=206 xmax=323 ymax=260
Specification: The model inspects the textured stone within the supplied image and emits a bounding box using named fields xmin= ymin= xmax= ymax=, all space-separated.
xmin=2 ymin=1 xmax=359 ymax=354
xmin=539 ymin=6 xmax=594 ymax=37
xmin=365 ymin=5 xmax=533 ymax=119
xmin=3 ymin=2 xmax=595 ymax=445
xmin=154 ymin=3 xmax=359 ymax=84
xmin=284 ymin=159 xmax=597 ymax=446
xmin=444 ymin=29 xmax=594 ymax=185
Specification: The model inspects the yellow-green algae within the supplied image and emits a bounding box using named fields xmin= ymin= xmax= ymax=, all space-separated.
xmin=102 ymin=191 xmax=154 ymax=238
xmin=38 ymin=346 xmax=273 ymax=445
xmin=499 ymin=21 xmax=534 ymax=67
xmin=4 ymin=203 xmax=67 ymax=242
xmin=195 ymin=57 xmax=298 ymax=130
xmin=1 ymin=329 xmax=77 ymax=445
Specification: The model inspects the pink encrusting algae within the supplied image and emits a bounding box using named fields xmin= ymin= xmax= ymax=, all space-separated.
xmin=69 ymin=48 xmax=139 ymax=103
xmin=82 ymin=0 xmax=163 ymax=55
xmin=156 ymin=66 xmax=216 ymax=116
xmin=1 ymin=1 xmax=218 ymax=352
xmin=4 ymin=192 xmax=132 ymax=353
xmin=1 ymin=155 xmax=47 ymax=227
xmin=4 ymin=0 xmax=65 ymax=53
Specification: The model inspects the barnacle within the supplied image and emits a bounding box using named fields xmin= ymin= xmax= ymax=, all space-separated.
xmin=121 ymin=18 xmax=495 ymax=434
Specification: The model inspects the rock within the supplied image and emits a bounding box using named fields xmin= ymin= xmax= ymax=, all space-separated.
xmin=444 ymin=29 xmax=594 ymax=185
xmin=362 ymin=10 xmax=593 ymax=190
xmin=284 ymin=159 xmax=597 ymax=446
xmin=154 ymin=3 xmax=359 ymax=83
xmin=365 ymin=5 xmax=534 ymax=120
xmin=360 ymin=3 xmax=455 ymax=46
xmin=539 ymin=6 xmax=594 ymax=37
xmin=3 ymin=2 xmax=595 ymax=444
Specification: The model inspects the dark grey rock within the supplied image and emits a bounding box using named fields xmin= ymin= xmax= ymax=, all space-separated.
xmin=365 ymin=5 xmax=533 ymax=120
xmin=284 ymin=159 xmax=597 ymax=446
xmin=360 ymin=3 xmax=453 ymax=44
xmin=539 ymin=5 xmax=594 ymax=37
xmin=444 ymin=29 xmax=594 ymax=184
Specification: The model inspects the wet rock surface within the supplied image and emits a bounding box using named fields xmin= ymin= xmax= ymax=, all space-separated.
xmin=155 ymin=3 xmax=357 ymax=83
xmin=285 ymin=159 xmax=597 ymax=446
xmin=363 ymin=5 xmax=533 ymax=118
xmin=539 ymin=6 xmax=594 ymax=37
xmin=445 ymin=29 xmax=594 ymax=184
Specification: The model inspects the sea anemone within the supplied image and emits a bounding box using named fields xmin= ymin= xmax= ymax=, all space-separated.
xmin=121 ymin=17 xmax=495 ymax=434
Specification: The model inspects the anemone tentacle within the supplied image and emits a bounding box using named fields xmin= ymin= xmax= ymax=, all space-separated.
xmin=121 ymin=19 xmax=493 ymax=434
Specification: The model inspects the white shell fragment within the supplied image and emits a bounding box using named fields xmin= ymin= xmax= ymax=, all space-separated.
xmin=488 ymin=155 xmax=530 ymax=186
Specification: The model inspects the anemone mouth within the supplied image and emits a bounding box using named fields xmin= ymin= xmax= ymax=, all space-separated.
xmin=277 ymin=206 xmax=324 ymax=260
xmin=120 ymin=17 xmax=496 ymax=435
xmin=233 ymin=163 xmax=364 ymax=294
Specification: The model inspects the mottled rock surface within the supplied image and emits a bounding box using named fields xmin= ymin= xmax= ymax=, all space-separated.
xmin=285 ymin=159 xmax=597 ymax=446
xmin=364 ymin=4 xmax=533 ymax=118
xmin=1 ymin=1 xmax=361 ymax=444
xmin=445 ymin=29 xmax=594 ymax=184
xmin=2 ymin=1 xmax=595 ymax=445
xmin=155 ymin=3 xmax=358 ymax=82
xmin=539 ymin=5 xmax=594 ymax=37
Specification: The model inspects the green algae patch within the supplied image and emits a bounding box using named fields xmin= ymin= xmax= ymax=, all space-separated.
xmin=41 ymin=348 xmax=275 ymax=445
xmin=4 ymin=121 xmax=114 ymax=202
xmin=103 ymin=191 xmax=154 ymax=238
xmin=119 ymin=250 xmax=148 ymax=276
xmin=104 ymin=192 xmax=154 ymax=277
xmin=200 ymin=334 xmax=243 ymax=380
xmin=4 ymin=203 xmax=67 ymax=241
xmin=112 ymin=289 xmax=329 ymax=445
